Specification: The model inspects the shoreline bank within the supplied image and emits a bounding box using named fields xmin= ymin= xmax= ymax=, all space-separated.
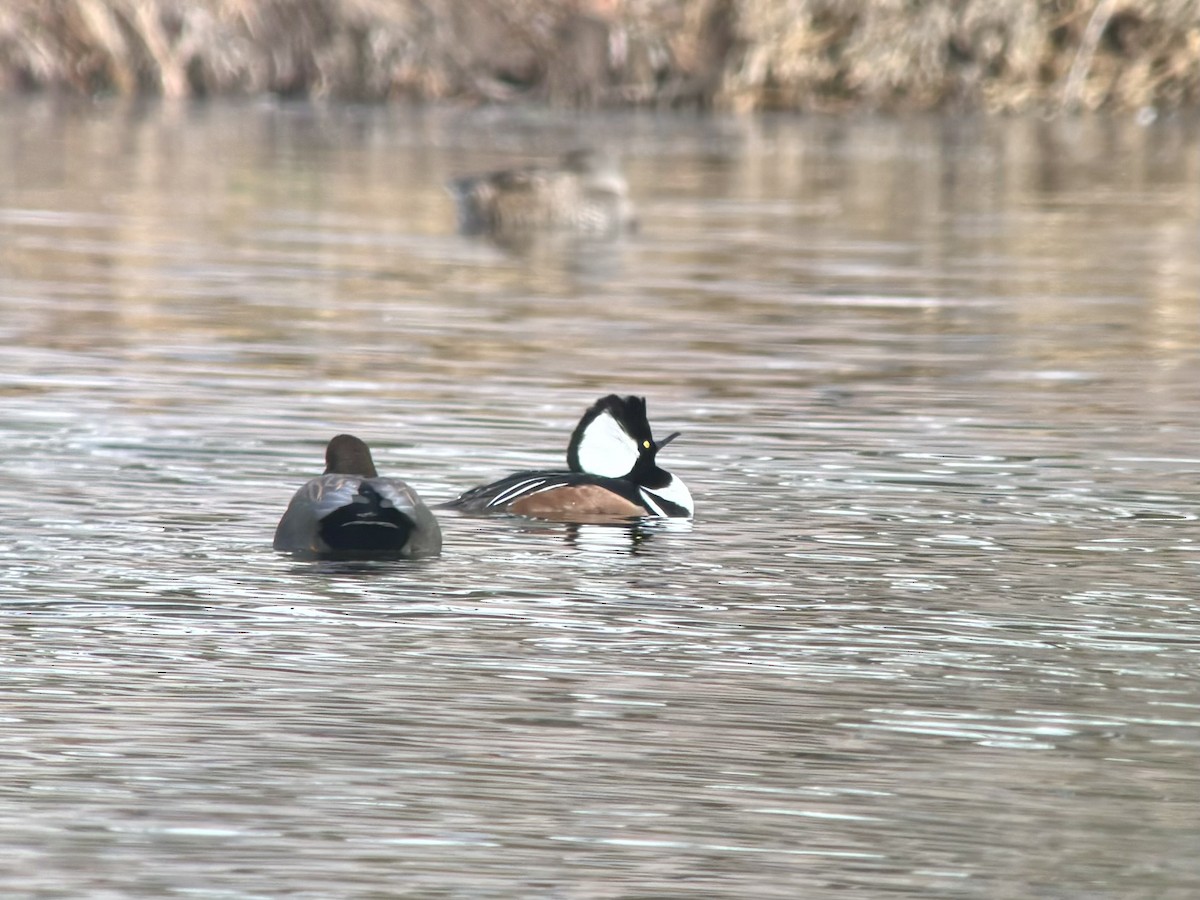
xmin=1 ymin=1 xmax=1197 ymax=114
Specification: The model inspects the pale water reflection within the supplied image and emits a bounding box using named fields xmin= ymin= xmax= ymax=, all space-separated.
xmin=1 ymin=99 xmax=1199 ymax=897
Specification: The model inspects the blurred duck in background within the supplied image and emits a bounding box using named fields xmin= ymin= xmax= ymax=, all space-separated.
xmin=449 ymin=148 xmax=636 ymax=238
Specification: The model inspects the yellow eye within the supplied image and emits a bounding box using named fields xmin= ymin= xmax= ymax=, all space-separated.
xmin=643 ymin=440 xmax=651 ymax=449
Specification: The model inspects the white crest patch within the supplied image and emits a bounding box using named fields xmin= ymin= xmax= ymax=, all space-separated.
xmin=640 ymin=476 xmax=694 ymax=518
xmin=575 ymin=409 xmax=640 ymax=478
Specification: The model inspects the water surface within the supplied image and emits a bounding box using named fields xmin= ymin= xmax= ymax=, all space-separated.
xmin=1 ymin=100 xmax=1199 ymax=897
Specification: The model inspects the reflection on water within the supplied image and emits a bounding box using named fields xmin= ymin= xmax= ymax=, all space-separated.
xmin=1 ymin=100 xmax=1199 ymax=897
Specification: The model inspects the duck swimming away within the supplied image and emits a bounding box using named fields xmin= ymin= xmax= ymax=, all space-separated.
xmin=274 ymin=434 xmax=442 ymax=560
xmin=442 ymin=395 xmax=693 ymax=521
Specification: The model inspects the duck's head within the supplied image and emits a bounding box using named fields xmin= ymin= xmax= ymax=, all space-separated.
xmin=567 ymin=395 xmax=694 ymax=517
xmin=324 ymin=434 xmax=379 ymax=478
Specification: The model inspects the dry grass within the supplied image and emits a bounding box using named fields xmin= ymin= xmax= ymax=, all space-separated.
xmin=728 ymin=0 xmax=1200 ymax=112
xmin=0 ymin=0 xmax=1196 ymax=111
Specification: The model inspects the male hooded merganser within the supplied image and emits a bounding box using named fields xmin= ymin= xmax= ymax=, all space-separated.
xmin=274 ymin=434 xmax=442 ymax=559
xmin=448 ymin=148 xmax=637 ymax=237
xmin=441 ymin=395 xmax=693 ymax=520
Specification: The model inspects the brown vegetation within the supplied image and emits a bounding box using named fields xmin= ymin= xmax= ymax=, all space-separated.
xmin=0 ymin=0 xmax=1196 ymax=112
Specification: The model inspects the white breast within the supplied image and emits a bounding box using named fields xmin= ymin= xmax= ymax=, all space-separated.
xmin=640 ymin=476 xmax=694 ymax=517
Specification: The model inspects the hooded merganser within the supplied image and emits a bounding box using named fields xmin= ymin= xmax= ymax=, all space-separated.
xmin=274 ymin=434 xmax=442 ymax=559
xmin=441 ymin=395 xmax=693 ymax=520
xmin=448 ymin=149 xmax=637 ymax=237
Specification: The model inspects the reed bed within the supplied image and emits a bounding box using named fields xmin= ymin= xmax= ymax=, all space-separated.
xmin=0 ymin=0 xmax=1196 ymax=112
